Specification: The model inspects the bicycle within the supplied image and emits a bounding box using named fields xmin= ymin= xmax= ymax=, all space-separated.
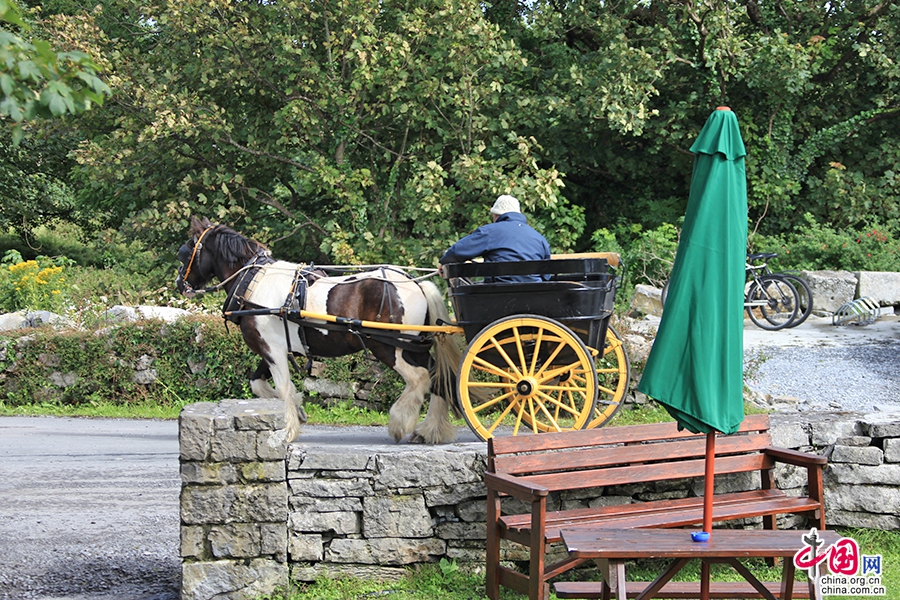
xmin=746 ymin=252 xmax=814 ymax=328
xmin=660 ymin=263 xmax=800 ymax=331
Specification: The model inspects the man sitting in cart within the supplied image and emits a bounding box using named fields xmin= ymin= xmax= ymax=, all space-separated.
xmin=438 ymin=195 xmax=550 ymax=283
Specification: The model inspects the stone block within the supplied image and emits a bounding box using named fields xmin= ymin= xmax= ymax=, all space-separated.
xmin=289 ymin=447 xmax=373 ymax=471
xmin=826 ymin=463 xmax=900 ymax=486
xmin=855 ymin=271 xmax=900 ymax=306
xmin=434 ymin=521 xmax=486 ymax=540
xmin=181 ymin=483 xmax=287 ymax=525
xmin=210 ymin=430 xmax=258 ymax=462
xmin=181 ymin=462 xmax=238 ymax=486
xmin=181 ymin=525 xmax=207 ymax=559
xmin=588 ymin=496 xmax=633 ymax=509
xmin=803 ymin=270 xmax=857 ymax=313
xmin=423 ymin=481 xmax=485 ymax=507
xmin=456 ymin=499 xmax=487 ymax=522
xmin=303 ymin=378 xmax=358 ymax=398
xmin=257 ymin=430 xmax=289 ymax=461
xmin=240 ymin=462 xmax=285 ymax=483
xmin=289 ymin=476 xmax=373 ymax=498
xmin=260 ymin=523 xmax=287 ymax=561
xmin=770 ymin=422 xmax=810 ymax=449
xmin=290 ymin=510 xmax=360 ymax=535
xmin=825 ymin=484 xmax=900 ymax=514
xmin=208 ymin=523 xmax=261 ymax=558
xmin=289 ymin=532 xmax=324 ymax=562
xmin=363 ymin=495 xmax=432 ymax=538
xmin=375 ymin=450 xmax=483 ymax=490
xmin=835 ymin=435 xmax=873 ymax=447
xmin=861 ymin=413 xmax=900 ymax=438
xmin=629 ymin=284 xmax=663 ymax=317
xmin=810 ymin=419 xmax=860 ymax=447
xmin=232 ymin=401 xmax=286 ymax=431
xmin=884 ymin=438 xmax=900 ymax=463
xmin=831 ymin=445 xmax=884 ymax=465
xmin=181 ymin=559 xmax=287 ymax=600
xmin=290 ymin=563 xmax=405 ymax=583
xmin=326 ymin=537 xmax=447 ymax=565
xmin=825 ymin=510 xmax=900 ymax=530
xmin=180 ymin=405 xmax=217 ymax=461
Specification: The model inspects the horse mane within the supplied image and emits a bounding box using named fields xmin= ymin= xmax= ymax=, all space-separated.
xmin=210 ymin=224 xmax=268 ymax=269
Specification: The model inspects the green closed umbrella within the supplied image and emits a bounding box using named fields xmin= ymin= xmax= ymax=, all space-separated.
xmin=638 ymin=106 xmax=747 ymax=435
xmin=637 ymin=107 xmax=748 ymax=576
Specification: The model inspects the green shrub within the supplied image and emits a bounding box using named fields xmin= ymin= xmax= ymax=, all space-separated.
xmin=751 ymin=214 xmax=900 ymax=272
xmin=0 ymin=315 xmax=255 ymax=408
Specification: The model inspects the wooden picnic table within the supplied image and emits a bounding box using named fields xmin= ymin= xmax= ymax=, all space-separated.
xmin=556 ymin=528 xmax=843 ymax=600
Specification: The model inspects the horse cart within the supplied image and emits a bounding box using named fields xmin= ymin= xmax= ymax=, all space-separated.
xmin=443 ymin=253 xmax=629 ymax=441
xmin=176 ymin=219 xmax=629 ymax=443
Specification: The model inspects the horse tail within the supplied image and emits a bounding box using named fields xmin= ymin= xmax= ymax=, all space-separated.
xmin=419 ymin=280 xmax=464 ymax=419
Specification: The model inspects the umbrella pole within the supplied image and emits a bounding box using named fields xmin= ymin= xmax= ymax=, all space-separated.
xmin=704 ymin=432 xmax=715 ymax=535
xmin=701 ymin=432 xmax=716 ymax=600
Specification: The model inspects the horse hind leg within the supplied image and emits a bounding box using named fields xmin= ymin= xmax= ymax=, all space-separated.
xmin=390 ymin=349 xmax=456 ymax=444
xmin=412 ymin=393 xmax=457 ymax=444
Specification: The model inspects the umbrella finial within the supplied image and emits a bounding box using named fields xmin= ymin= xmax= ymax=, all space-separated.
xmin=716 ymin=106 xmax=731 ymax=111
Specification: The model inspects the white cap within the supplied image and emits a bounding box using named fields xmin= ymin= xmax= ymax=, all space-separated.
xmin=490 ymin=195 xmax=520 ymax=215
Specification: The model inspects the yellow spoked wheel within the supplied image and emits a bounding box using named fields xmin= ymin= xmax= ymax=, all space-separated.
xmin=458 ymin=315 xmax=597 ymax=441
xmin=587 ymin=325 xmax=630 ymax=429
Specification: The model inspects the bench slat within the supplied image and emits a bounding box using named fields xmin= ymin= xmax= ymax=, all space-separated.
xmin=554 ymin=580 xmax=815 ymax=599
xmin=500 ymin=492 xmax=822 ymax=540
xmin=495 ymin=432 xmax=773 ymax=476
xmin=489 ymin=413 xmax=771 ymax=458
xmin=518 ymin=453 xmax=771 ymax=492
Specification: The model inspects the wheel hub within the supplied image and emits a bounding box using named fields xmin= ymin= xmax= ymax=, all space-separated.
xmin=516 ymin=377 xmax=537 ymax=398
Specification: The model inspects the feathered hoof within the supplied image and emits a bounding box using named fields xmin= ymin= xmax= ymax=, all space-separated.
xmin=407 ymin=432 xmax=427 ymax=444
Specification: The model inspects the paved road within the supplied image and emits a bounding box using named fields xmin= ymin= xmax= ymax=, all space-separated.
xmin=0 ymin=417 xmax=180 ymax=600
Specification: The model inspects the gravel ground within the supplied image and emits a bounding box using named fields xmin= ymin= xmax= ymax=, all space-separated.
xmin=742 ymin=313 xmax=900 ymax=413
xmin=745 ymin=341 xmax=900 ymax=412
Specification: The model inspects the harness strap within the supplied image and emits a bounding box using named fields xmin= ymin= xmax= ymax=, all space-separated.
xmin=182 ymin=227 xmax=213 ymax=284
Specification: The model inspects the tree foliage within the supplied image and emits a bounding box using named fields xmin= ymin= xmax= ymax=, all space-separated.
xmin=10 ymin=0 xmax=900 ymax=269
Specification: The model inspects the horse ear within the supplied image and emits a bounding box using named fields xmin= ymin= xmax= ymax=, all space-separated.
xmin=190 ymin=216 xmax=212 ymax=236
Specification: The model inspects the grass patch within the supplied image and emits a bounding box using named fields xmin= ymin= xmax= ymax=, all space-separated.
xmin=0 ymin=398 xmax=185 ymax=419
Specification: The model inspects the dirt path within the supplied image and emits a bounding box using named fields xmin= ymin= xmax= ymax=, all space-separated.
xmin=0 ymin=417 xmax=180 ymax=600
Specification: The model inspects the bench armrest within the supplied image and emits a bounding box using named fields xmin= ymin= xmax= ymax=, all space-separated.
xmin=764 ymin=446 xmax=827 ymax=467
xmin=484 ymin=471 xmax=549 ymax=502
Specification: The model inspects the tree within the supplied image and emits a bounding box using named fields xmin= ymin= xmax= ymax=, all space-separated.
xmin=60 ymin=0 xmax=579 ymax=264
xmin=0 ymin=0 xmax=110 ymax=144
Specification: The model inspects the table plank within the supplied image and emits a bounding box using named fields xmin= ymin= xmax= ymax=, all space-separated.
xmin=561 ymin=529 xmax=842 ymax=560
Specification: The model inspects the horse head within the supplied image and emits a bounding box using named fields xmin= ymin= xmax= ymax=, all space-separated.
xmin=176 ymin=216 xmax=268 ymax=297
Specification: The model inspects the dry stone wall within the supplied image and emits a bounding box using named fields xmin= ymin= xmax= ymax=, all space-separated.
xmin=180 ymin=402 xmax=900 ymax=600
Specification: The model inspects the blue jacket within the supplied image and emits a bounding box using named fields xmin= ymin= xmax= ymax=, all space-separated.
xmin=440 ymin=212 xmax=551 ymax=282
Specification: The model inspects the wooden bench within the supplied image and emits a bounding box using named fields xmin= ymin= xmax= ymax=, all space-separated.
xmin=484 ymin=414 xmax=827 ymax=600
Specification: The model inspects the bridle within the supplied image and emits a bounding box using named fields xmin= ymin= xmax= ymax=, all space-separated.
xmin=178 ymin=226 xmax=213 ymax=297
xmin=178 ymin=225 xmax=273 ymax=298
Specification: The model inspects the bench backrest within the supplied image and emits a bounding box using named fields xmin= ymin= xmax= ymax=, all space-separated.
xmin=487 ymin=413 xmax=774 ymax=493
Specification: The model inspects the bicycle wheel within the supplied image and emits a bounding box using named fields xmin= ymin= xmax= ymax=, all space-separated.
xmin=745 ymin=275 xmax=799 ymax=330
xmin=781 ymin=273 xmax=813 ymax=328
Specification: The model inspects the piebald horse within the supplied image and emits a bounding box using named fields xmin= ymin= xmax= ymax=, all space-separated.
xmin=175 ymin=217 xmax=462 ymax=443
